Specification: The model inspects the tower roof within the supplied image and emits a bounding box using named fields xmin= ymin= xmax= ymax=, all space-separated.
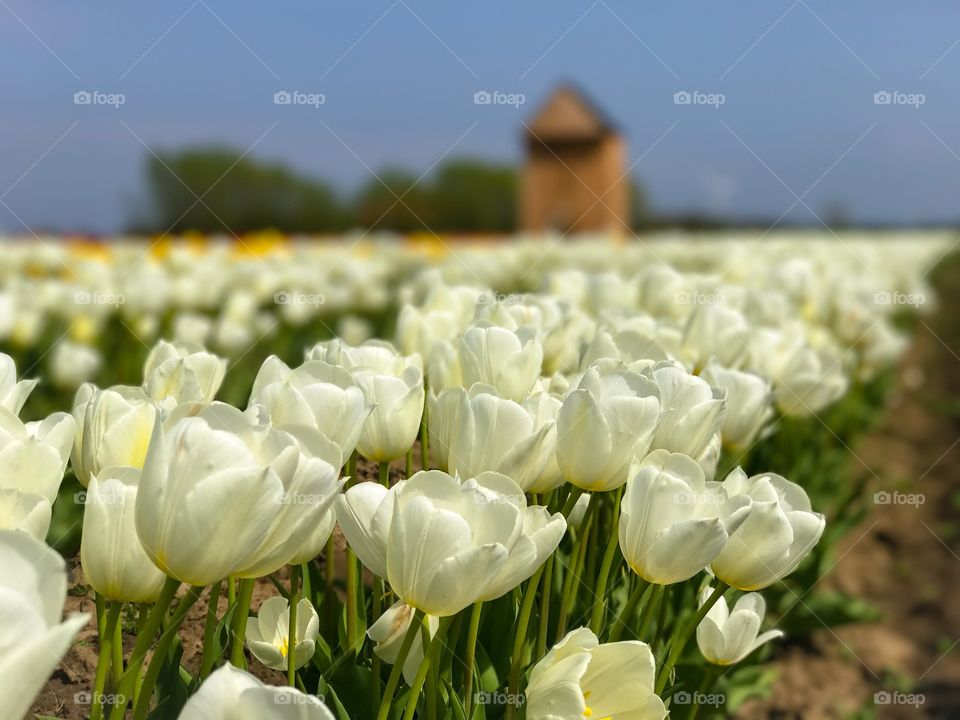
xmin=525 ymin=84 xmax=619 ymax=142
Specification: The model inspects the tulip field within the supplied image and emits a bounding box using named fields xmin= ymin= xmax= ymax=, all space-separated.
xmin=0 ymin=232 xmax=952 ymax=719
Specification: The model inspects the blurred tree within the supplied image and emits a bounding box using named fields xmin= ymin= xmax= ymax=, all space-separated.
xmin=137 ymin=147 xmax=351 ymax=234
xmin=354 ymin=169 xmax=433 ymax=233
xmin=428 ymin=160 xmax=517 ymax=232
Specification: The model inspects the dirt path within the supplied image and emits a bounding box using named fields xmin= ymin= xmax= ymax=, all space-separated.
xmin=739 ymin=269 xmax=960 ymax=719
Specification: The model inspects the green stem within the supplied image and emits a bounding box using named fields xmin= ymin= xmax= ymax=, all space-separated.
xmin=405 ymin=448 xmax=413 ymax=478
xmin=346 ymin=547 xmax=359 ymax=653
xmin=376 ymin=608 xmax=425 ymax=720
xmin=403 ymin=616 xmax=450 ymax=720
xmin=91 ymin=602 xmax=122 ymax=720
xmin=230 ymin=578 xmax=256 ymax=668
xmin=638 ymin=584 xmax=665 ymax=641
xmin=655 ymin=582 xmax=729 ymax=694
xmin=559 ymin=486 xmax=584 ymax=517
xmin=107 ymin=576 xmax=180 ymax=720
xmin=199 ymin=580 xmax=222 ymax=680
xmin=379 ymin=461 xmax=390 ymax=487
xmin=287 ymin=565 xmax=300 ymax=686
xmin=506 ymin=564 xmax=545 ymax=720
xmin=462 ymin=601 xmax=483 ymax=716
xmin=227 ymin=576 xmax=236 ymax=606
xmin=609 ymin=577 xmax=649 ymax=642
xmin=111 ymin=611 xmax=124 ymax=688
xmin=556 ymin=508 xmax=594 ymax=641
xmin=589 ymin=487 xmax=623 ymax=634
xmin=371 ymin=575 xmax=384 ymax=716
xmin=687 ymin=665 xmax=720 ymax=720
xmin=324 ymin=534 xmax=336 ymax=634
xmin=535 ymin=554 xmax=554 ymax=661
xmin=420 ymin=390 xmax=430 ymax=471
xmin=133 ymin=586 xmax=204 ymax=720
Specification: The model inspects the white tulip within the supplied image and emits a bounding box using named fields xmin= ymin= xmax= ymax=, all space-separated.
xmin=80 ymin=467 xmax=166 ymax=603
xmin=457 ymin=325 xmax=543 ymax=402
xmin=556 ymin=363 xmax=660 ymax=492
xmin=711 ymin=469 xmax=825 ymax=590
xmin=526 ymin=628 xmax=666 ymax=720
xmin=249 ymin=355 xmax=370 ymax=462
xmin=246 ymin=596 xmax=320 ymax=671
xmin=367 ymin=600 xmax=439 ymax=685
xmin=0 ymin=489 xmax=51 ymax=540
xmin=429 ymin=385 xmax=563 ymax=493
xmin=49 ymin=341 xmax=101 ymax=390
xmin=143 ymin=340 xmax=226 ymax=407
xmin=649 ymin=363 xmax=724 ymax=460
xmin=0 ymin=408 xmax=75 ymax=503
xmin=336 ymin=471 xmax=564 ymax=616
xmin=0 ymin=353 xmax=37 ymax=416
xmin=680 ymin=303 xmax=750 ymax=370
xmin=179 ymin=663 xmax=334 ymax=720
xmin=136 ymin=407 xmax=291 ymax=585
xmin=701 ymin=363 xmax=773 ymax=450
xmin=71 ymin=383 xmax=158 ymax=487
xmin=619 ymin=451 xmax=728 ymax=585
xmin=0 ymin=531 xmax=89 ymax=720
xmin=697 ymin=587 xmax=784 ymax=665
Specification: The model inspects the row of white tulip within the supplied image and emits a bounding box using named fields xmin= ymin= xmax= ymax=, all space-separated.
xmin=0 ymin=233 xmax=942 ymax=719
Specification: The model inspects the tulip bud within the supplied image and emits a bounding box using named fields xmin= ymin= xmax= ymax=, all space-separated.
xmin=696 ymin=587 xmax=783 ymax=665
xmin=80 ymin=467 xmax=166 ymax=602
xmin=457 ymin=325 xmax=543 ymax=403
xmin=368 ymin=600 xmax=438 ymax=684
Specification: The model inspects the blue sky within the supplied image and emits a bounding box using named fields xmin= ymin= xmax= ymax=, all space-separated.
xmin=2 ymin=0 xmax=960 ymax=232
